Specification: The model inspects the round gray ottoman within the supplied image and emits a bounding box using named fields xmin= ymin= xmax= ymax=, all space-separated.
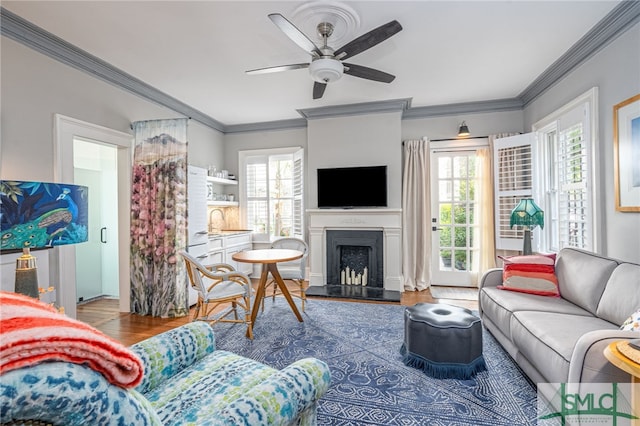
xmin=400 ymin=302 xmax=486 ymax=379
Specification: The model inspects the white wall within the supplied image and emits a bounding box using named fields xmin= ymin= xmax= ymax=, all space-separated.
xmin=1 ymin=37 xmax=225 ymax=307
xmin=401 ymin=110 xmax=524 ymax=141
xmin=224 ymin=127 xmax=308 ymax=178
xmin=523 ymin=23 xmax=640 ymax=263
xmin=307 ymin=111 xmax=403 ymax=209
xmin=1 ymin=38 xmax=224 ymax=180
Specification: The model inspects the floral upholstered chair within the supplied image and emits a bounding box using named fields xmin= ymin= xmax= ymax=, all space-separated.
xmin=0 ymin=292 xmax=331 ymax=425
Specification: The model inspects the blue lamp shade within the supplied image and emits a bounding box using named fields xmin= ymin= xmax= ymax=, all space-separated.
xmin=509 ymin=198 xmax=543 ymax=256
xmin=510 ymin=198 xmax=544 ymax=230
xmin=1 ymin=181 xmax=89 ymax=251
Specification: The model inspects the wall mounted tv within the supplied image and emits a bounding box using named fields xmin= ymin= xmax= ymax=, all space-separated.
xmin=317 ymin=165 xmax=387 ymax=208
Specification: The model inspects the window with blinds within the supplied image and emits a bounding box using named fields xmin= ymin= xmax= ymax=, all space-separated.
xmin=493 ymin=134 xmax=535 ymax=250
xmin=535 ymin=89 xmax=596 ymax=253
xmin=241 ymin=148 xmax=304 ymax=238
xmin=548 ymin=104 xmax=591 ymax=251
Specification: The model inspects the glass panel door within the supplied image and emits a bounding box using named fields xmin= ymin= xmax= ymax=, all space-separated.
xmin=430 ymin=151 xmax=478 ymax=286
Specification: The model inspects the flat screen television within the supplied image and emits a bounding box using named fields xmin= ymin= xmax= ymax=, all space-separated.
xmin=317 ymin=165 xmax=387 ymax=208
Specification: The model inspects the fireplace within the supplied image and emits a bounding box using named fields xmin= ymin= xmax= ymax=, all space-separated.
xmin=307 ymin=209 xmax=403 ymax=302
xmin=326 ymin=230 xmax=383 ymax=287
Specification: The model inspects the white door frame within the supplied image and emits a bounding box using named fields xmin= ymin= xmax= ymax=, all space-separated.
xmin=54 ymin=114 xmax=132 ymax=317
xmin=429 ymin=138 xmax=488 ymax=287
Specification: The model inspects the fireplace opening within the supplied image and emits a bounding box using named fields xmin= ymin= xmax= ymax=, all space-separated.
xmin=326 ymin=230 xmax=383 ymax=287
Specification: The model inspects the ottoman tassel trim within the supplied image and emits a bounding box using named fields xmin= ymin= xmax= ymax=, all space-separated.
xmin=400 ymin=344 xmax=487 ymax=380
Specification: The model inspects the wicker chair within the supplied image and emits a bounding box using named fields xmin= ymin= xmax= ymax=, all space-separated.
xmin=262 ymin=237 xmax=308 ymax=312
xmin=180 ymin=251 xmax=253 ymax=339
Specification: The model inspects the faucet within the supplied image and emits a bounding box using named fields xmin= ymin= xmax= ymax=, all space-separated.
xmin=208 ymin=208 xmax=226 ymax=233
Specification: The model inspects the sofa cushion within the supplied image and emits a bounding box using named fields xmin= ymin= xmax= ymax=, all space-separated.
xmin=555 ymin=248 xmax=618 ymax=315
xmin=510 ymin=311 xmax=619 ymax=384
xmin=596 ymin=263 xmax=640 ymax=326
xmin=480 ymin=287 xmax=592 ymax=341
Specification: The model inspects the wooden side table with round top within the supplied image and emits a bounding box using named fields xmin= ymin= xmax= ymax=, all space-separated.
xmin=604 ymin=340 xmax=640 ymax=425
xmin=232 ymin=248 xmax=304 ymax=338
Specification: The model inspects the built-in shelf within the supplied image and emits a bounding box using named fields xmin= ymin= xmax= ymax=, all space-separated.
xmin=207 ymin=201 xmax=239 ymax=207
xmin=207 ymin=176 xmax=238 ymax=185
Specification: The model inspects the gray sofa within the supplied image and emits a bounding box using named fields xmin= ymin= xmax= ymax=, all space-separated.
xmin=479 ymin=247 xmax=640 ymax=385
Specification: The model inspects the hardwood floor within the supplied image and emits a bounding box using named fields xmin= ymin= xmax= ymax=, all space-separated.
xmin=77 ymin=282 xmax=478 ymax=346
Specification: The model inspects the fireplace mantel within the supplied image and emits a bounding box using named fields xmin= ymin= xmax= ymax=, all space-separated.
xmin=307 ymin=209 xmax=403 ymax=292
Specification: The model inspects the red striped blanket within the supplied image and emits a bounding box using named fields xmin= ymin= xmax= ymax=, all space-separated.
xmin=0 ymin=291 xmax=143 ymax=388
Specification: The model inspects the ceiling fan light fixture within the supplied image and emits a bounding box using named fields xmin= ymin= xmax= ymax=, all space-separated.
xmin=309 ymin=58 xmax=344 ymax=83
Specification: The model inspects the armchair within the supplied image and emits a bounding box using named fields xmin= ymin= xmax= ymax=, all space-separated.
xmin=180 ymin=251 xmax=253 ymax=339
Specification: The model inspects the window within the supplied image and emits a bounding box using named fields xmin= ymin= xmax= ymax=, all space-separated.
xmin=494 ymin=88 xmax=599 ymax=253
xmin=240 ymin=147 xmax=304 ymax=238
xmin=536 ymin=93 xmax=596 ymax=252
xmin=493 ymin=134 xmax=535 ymax=251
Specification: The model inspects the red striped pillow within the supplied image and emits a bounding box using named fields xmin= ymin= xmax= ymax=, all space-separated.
xmin=497 ymin=254 xmax=559 ymax=297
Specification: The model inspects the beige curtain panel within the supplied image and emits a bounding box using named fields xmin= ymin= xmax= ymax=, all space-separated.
xmin=402 ymin=139 xmax=431 ymax=291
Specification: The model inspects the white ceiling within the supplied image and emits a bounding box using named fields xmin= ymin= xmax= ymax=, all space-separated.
xmin=3 ymin=1 xmax=621 ymax=126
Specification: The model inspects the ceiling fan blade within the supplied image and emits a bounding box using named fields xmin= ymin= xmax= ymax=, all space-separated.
xmin=268 ymin=13 xmax=323 ymax=57
xmin=246 ymin=63 xmax=309 ymax=75
xmin=334 ymin=20 xmax=402 ymax=60
xmin=313 ymin=82 xmax=327 ymax=99
xmin=343 ymin=63 xmax=395 ymax=83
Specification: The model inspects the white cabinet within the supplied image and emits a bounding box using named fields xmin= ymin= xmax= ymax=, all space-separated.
xmin=224 ymin=233 xmax=253 ymax=275
xmin=208 ymin=232 xmax=252 ymax=276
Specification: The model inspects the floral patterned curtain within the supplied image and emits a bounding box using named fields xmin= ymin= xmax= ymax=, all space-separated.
xmin=130 ymin=118 xmax=188 ymax=317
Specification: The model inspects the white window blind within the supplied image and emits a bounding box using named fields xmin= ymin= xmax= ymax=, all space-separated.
xmin=534 ymin=88 xmax=597 ymax=253
xmin=493 ymin=134 xmax=535 ymax=251
xmin=556 ymin=103 xmax=591 ymax=250
xmin=241 ymin=148 xmax=304 ymax=239
xmin=292 ymin=149 xmax=304 ymax=238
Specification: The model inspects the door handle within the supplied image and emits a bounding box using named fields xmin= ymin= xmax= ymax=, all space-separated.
xmin=432 ymin=226 xmax=443 ymax=231
xmin=196 ymin=230 xmax=208 ymax=235
xmin=100 ymin=227 xmax=107 ymax=243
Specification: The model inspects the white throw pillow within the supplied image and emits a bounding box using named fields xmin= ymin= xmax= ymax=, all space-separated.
xmin=621 ymin=309 xmax=640 ymax=331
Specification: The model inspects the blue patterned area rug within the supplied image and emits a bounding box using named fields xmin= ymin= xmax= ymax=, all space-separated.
xmin=214 ymin=299 xmax=537 ymax=426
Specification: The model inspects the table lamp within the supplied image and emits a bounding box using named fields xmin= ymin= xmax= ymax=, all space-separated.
xmin=510 ymin=198 xmax=544 ymax=255
xmin=1 ymin=180 xmax=88 ymax=299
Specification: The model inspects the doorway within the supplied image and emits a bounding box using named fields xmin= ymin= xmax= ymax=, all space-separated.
xmin=430 ymin=150 xmax=479 ymax=286
xmin=74 ymin=139 xmax=119 ymax=302
xmin=54 ymin=114 xmax=132 ymax=318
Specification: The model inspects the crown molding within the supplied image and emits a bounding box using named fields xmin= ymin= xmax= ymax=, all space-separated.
xmin=225 ymin=118 xmax=308 ymax=134
xmin=0 ymin=7 xmax=227 ymax=133
xmin=297 ymin=98 xmax=411 ymax=120
xmin=519 ymin=0 xmax=640 ymax=106
xmin=2 ymin=3 xmax=638 ymax=133
xmin=402 ymin=98 xmax=523 ymax=119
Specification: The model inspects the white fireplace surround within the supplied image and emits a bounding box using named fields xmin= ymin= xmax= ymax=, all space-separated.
xmin=307 ymin=209 xmax=403 ymax=292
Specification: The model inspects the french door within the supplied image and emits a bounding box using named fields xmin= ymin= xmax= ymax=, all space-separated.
xmin=430 ymin=151 xmax=479 ymax=286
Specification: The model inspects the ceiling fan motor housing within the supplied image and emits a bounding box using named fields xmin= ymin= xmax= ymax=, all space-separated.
xmin=309 ymin=58 xmax=344 ymax=83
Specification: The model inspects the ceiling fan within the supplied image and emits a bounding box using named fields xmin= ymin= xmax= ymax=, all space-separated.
xmin=247 ymin=13 xmax=402 ymax=99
